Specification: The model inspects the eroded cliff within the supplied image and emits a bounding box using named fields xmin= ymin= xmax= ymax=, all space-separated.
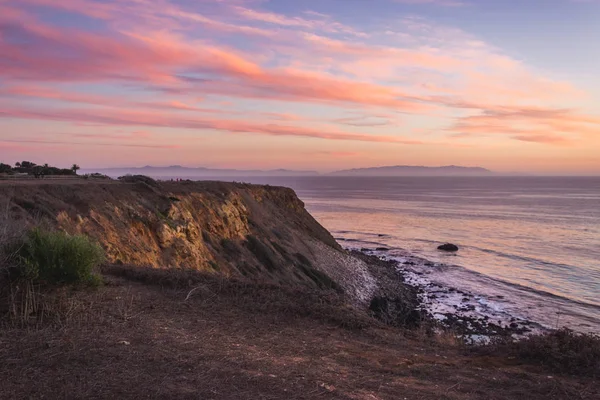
xmin=1 ymin=179 xmax=379 ymax=305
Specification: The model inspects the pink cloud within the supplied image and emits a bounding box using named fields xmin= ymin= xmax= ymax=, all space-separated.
xmin=232 ymin=5 xmax=366 ymax=36
xmin=511 ymin=135 xmax=573 ymax=145
xmin=1 ymin=138 xmax=179 ymax=149
xmin=72 ymin=131 xmax=154 ymax=141
xmin=0 ymin=142 xmax=32 ymax=152
xmin=394 ymin=0 xmax=466 ymax=6
xmin=316 ymin=151 xmax=362 ymax=158
xmin=447 ymin=105 xmax=600 ymax=145
xmin=0 ymin=85 xmax=120 ymax=106
xmin=14 ymin=0 xmax=120 ymax=19
xmin=0 ymin=17 xmax=191 ymax=84
xmin=0 ymin=10 xmax=428 ymax=113
xmin=1 ymin=0 xmax=598 ymax=160
xmin=0 ymin=105 xmax=425 ymax=145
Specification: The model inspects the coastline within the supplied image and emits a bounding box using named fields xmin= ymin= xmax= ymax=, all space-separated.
xmin=345 ymin=244 xmax=599 ymax=338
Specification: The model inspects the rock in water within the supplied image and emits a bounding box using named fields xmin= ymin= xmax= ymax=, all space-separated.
xmin=438 ymin=243 xmax=459 ymax=252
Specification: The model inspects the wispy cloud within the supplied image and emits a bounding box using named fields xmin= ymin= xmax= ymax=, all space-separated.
xmin=447 ymin=106 xmax=600 ymax=145
xmin=0 ymin=0 xmax=598 ymax=168
xmin=0 ymin=105 xmax=425 ymax=145
xmin=0 ymin=139 xmax=180 ymax=149
xmin=393 ymin=0 xmax=467 ymax=6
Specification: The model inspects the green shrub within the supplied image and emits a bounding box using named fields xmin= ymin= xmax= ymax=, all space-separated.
xmin=10 ymin=228 xmax=104 ymax=286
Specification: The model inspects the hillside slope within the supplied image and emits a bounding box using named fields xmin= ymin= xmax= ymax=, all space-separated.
xmin=1 ymin=179 xmax=382 ymax=307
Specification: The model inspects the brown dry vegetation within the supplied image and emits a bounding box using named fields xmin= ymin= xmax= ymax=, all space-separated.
xmin=0 ymin=266 xmax=598 ymax=400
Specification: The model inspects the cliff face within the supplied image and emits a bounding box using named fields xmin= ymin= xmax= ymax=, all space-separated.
xmin=2 ymin=179 xmax=376 ymax=303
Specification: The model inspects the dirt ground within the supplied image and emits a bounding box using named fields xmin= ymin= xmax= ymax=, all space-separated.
xmin=1 ymin=269 xmax=597 ymax=400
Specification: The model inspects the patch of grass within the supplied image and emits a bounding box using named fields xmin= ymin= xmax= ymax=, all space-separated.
xmin=202 ymin=230 xmax=213 ymax=245
xmin=13 ymin=198 xmax=54 ymax=219
xmin=245 ymin=235 xmax=278 ymax=272
xmin=102 ymin=264 xmax=371 ymax=330
xmin=270 ymin=241 xmax=292 ymax=262
xmin=7 ymin=228 xmax=104 ymax=286
xmin=298 ymin=264 xmax=341 ymax=291
xmin=294 ymin=253 xmax=341 ymax=291
xmin=156 ymin=210 xmax=177 ymax=229
xmin=473 ymin=328 xmax=600 ymax=377
xmin=220 ymin=238 xmax=241 ymax=258
xmin=271 ymin=228 xmax=291 ymax=241
xmin=118 ymin=175 xmax=159 ymax=187
xmin=1 ymin=227 xmax=105 ymax=325
xmin=294 ymin=252 xmax=312 ymax=267
xmin=208 ymin=261 xmax=220 ymax=271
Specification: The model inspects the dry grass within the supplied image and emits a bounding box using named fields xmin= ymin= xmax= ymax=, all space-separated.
xmin=1 ymin=218 xmax=104 ymax=326
xmin=0 ymin=270 xmax=597 ymax=400
xmin=102 ymin=264 xmax=372 ymax=330
xmin=471 ymin=328 xmax=600 ymax=378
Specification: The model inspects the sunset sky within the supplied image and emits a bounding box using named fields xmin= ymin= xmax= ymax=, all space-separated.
xmin=1 ymin=0 xmax=599 ymax=174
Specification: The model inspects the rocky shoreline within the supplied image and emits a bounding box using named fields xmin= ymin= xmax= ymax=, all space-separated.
xmin=351 ymin=248 xmax=545 ymax=339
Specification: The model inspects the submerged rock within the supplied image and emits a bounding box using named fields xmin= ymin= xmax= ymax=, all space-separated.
xmin=438 ymin=243 xmax=459 ymax=252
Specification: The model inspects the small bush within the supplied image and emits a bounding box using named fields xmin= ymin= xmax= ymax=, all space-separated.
xmin=473 ymin=328 xmax=600 ymax=377
xmin=220 ymin=238 xmax=240 ymax=257
xmin=9 ymin=228 xmax=104 ymax=286
xmin=118 ymin=174 xmax=158 ymax=187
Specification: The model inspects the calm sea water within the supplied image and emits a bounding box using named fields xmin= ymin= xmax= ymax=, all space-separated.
xmin=203 ymin=176 xmax=599 ymax=333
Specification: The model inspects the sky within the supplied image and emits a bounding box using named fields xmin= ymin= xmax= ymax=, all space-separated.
xmin=1 ymin=0 xmax=599 ymax=174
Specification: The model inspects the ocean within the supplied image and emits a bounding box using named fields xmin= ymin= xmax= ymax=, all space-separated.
xmin=209 ymin=176 xmax=600 ymax=334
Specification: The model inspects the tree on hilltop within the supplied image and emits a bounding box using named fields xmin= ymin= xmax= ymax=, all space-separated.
xmin=0 ymin=163 xmax=12 ymax=173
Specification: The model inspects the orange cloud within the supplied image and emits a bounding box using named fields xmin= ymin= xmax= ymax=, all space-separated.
xmin=316 ymin=151 xmax=362 ymax=158
xmin=447 ymin=105 xmax=600 ymax=145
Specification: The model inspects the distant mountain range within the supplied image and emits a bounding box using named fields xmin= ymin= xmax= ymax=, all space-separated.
xmin=328 ymin=165 xmax=493 ymax=177
xmin=83 ymin=165 xmax=319 ymax=178
xmin=84 ymin=165 xmax=494 ymax=178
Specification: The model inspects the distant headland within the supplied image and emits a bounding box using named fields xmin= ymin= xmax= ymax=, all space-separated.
xmin=83 ymin=165 xmax=494 ymax=178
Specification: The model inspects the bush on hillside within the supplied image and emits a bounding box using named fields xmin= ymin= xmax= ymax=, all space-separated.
xmin=118 ymin=175 xmax=158 ymax=187
xmin=473 ymin=328 xmax=600 ymax=377
xmin=7 ymin=228 xmax=104 ymax=286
